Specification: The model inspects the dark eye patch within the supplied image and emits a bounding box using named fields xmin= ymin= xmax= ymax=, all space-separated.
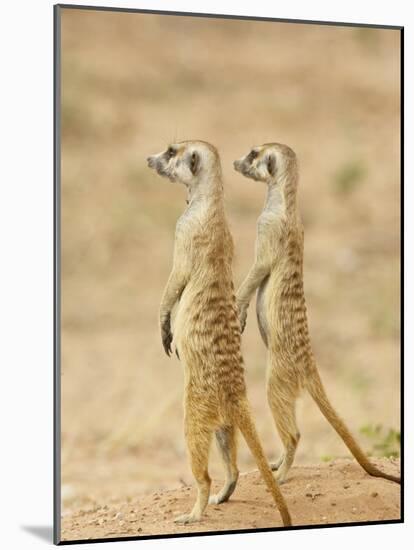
xmin=247 ymin=150 xmax=258 ymax=163
xmin=166 ymin=147 xmax=176 ymax=159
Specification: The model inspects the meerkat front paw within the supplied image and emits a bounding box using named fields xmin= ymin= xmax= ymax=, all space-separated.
xmin=237 ymin=307 xmax=247 ymax=333
xmin=240 ymin=317 xmax=247 ymax=333
xmin=160 ymin=314 xmax=173 ymax=356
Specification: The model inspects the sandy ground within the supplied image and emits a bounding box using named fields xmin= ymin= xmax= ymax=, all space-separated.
xmin=61 ymin=458 xmax=400 ymax=541
xmin=59 ymin=8 xmax=401 ymax=542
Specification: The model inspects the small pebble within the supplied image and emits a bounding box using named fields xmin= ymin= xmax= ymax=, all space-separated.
xmin=371 ymin=491 xmax=379 ymax=498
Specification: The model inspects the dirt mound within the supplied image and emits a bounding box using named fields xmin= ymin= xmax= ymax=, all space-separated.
xmin=61 ymin=458 xmax=400 ymax=541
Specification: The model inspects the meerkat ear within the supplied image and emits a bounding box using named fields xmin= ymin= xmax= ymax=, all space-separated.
xmin=267 ymin=154 xmax=276 ymax=177
xmin=190 ymin=151 xmax=200 ymax=176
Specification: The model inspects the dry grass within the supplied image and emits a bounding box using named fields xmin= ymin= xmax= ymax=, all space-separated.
xmin=59 ymin=7 xmax=401 ymax=517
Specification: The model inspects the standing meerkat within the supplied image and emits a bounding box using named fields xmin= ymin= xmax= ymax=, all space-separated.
xmin=146 ymin=140 xmax=292 ymax=526
xmin=233 ymin=143 xmax=400 ymax=485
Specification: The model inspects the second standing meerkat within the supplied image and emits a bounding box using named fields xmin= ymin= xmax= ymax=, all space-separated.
xmin=147 ymin=140 xmax=291 ymax=526
xmin=233 ymin=143 xmax=400 ymax=485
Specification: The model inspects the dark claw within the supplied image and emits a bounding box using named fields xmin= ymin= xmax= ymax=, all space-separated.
xmin=161 ymin=315 xmax=173 ymax=357
xmin=239 ymin=313 xmax=247 ymax=334
xmin=175 ymin=348 xmax=180 ymax=360
xmin=162 ymin=331 xmax=173 ymax=356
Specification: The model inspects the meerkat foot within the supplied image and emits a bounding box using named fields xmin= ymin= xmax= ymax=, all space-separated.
xmin=209 ymin=490 xmax=232 ymax=505
xmin=174 ymin=512 xmax=200 ymax=525
xmin=209 ymin=477 xmax=238 ymax=505
xmin=274 ymin=474 xmax=288 ymax=485
xmin=270 ymin=455 xmax=285 ymax=471
xmin=274 ymin=463 xmax=290 ymax=484
xmin=209 ymin=482 xmax=236 ymax=505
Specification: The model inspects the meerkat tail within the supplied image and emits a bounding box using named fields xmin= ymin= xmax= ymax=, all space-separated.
xmin=304 ymin=368 xmax=400 ymax=484
xmin=235 ymin=401 xmax=292 ymax=526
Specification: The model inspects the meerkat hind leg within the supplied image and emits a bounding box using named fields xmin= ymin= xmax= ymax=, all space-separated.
xmin=209 ymin=425 xmax=239 ymax=505
xmin=174 ymin=419 xmax=213 ymax=525
xmin=267 ymin=376 xmax=300 ymax=484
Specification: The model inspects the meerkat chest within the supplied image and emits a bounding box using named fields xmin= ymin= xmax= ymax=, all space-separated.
xmin=176 ymin=201 xmax=208 ymax=232
xmin=258 ymin=211 xmax=278 ymax=231
xmin=258 ymin=212 xmax=284 ymax=258
xmin=258 ymin=200 xmax=285 ymax=228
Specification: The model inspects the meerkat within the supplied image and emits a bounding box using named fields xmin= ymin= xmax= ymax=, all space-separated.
xmin=233 ymin=143 xmax=400 ymax=485
xmin=146 ymin=140 xmax=292 ymax=526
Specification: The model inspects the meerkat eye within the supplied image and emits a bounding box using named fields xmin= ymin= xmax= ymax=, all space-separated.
xmin=247 ymin=150 xmax=258 ymax=162
xmin=167 ymin=147 xmax=176 ymax=159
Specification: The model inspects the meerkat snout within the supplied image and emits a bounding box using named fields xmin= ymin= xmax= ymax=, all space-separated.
xmin=233 ymin=159 xmax=243 ymax=173
xmin=147 ymin=148 xmax=173 ymax=179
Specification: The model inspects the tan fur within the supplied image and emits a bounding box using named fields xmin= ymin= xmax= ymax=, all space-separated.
xmin=147 ymin=140 xmax=292 ymax=526
xmin=234 ymin=143 xmax=400 ymax=485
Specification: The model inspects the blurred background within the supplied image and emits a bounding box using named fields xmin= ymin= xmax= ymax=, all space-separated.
xmin=60 ymin=8 xmax=400 ymax=516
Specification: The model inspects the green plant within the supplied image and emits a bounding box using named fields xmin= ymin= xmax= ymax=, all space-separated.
xmin=320 ymin=454 xmax=334 ymax=462
xmin=360 ymin=424 xmax=400 ymax=458
xmin=333 ymin=160 xmax=366 ymax=195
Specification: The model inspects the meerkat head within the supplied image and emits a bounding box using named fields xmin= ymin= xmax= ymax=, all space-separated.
xmin=233 ymin=143 xmax=297 ymax=186
xmin=147 ymin=141 xmax=220 ymax=189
